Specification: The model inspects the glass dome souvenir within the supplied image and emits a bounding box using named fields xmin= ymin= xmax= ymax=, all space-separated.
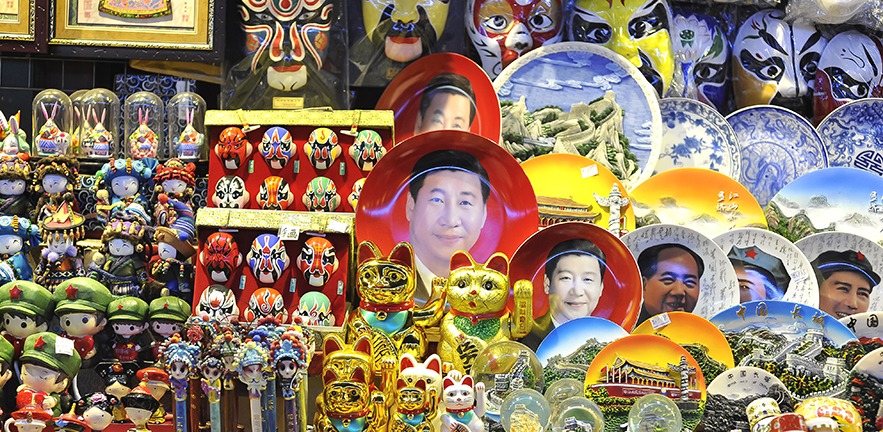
xmin=32 ymin=89 xmax=73 ymax=157
xmin=551 ymin=397 xmax=604 ymax=432
xmin=627 ymin=394 xmax=682 ymax=432
xmin=78 ymin=88 xmax=120 ymax=160
xmin=501 ymin=388 xmax=551 ymax=432
xmin=69 ymin=89 xmax=89 ymax=156
xmin=471 ymin=340 xmax=544 ymax=423
xmin=124 ymin=91 xmax=164 ymax=160
xmin=167 ymin=92 xmax=207 ymax=162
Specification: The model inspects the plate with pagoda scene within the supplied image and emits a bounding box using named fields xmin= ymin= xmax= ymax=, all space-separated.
xmin=536 ymin=317 xmax=628 ymax=386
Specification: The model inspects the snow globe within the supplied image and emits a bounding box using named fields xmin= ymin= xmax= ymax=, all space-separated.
xmin=31 ymin=89 xmax=73 ymax=157
xmin=124 ymin=91 xmax=164 ymax=160
xmin=167 ymin=92 xmax=206 ymax=162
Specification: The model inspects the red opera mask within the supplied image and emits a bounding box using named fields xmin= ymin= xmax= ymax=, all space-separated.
xmin=200 ymin=232 xmax=244 ymax=283
xmin=296 ymin=237 xmax=339 ymax=287
xmin=215 ymin=127 xmax=253 ymax=170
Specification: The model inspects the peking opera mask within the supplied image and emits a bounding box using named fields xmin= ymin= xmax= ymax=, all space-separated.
xmin=296 ymin=237 xmax=339 ymax=287
xmin=244 ymin=287 xmax=289 ymax=323
xmin=215 ymin=127 xmax=253 ymax=170
xmin=302 ymin=176 xmax=341 ymax=212
xmin=213 ymin=175 xmax=250 ymax=209
xmin=733 ymin=9 xmax=827 ymax=117
xmin=670 ymin=11 xmax=729 ymax=112
xmin=814 ymin=30 xmax=883 ymax=123
xmin=298 ymin=291 xmax=335 ymax=326
xmin=348 ymin=129 xmax=385 ymax=171
xmin=364 ymin=0 xmax=450 ymax=63
xmin=198 ymin=285 xmax=241 ymax=323
xmin=466 ymin=0 xmax=564 ymax=79
xmin=260 ymin=126 xmax=294 ymax=170
xmin=247 ymin=233 xmax=291 ymax=284
xmin=569 ymin=0 xmax=674 ymax=96
xmin=257 ymin=176 xmax=294 ymax=210
xmin=304 ymin=127 xmax=341 ymax=170
xmin=200 ymin=232 xmax=244 ymax=283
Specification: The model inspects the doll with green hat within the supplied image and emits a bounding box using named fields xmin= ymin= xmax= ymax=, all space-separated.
xmin=0 ymin=215 xmax=40 ymax=284
xmin=108 ymin=296 xmax=149 ymax=363
xmin=0 ymin=280 xmax=54 ymax=358
xmin=16 ymin=331 xmax=82 ymax=416
xmin=148 ymin=296 xmax=190 ymax=360
xmin=54 ymin=277 xmax=113 ymax=360
xmin=0 ymin=336 xmax=15 ymax=390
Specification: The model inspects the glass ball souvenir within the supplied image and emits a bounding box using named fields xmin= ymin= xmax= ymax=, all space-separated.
xmin=471 ymin=340 xmax=544 ymax=421
xmin=544 ymin=378 xmax=586 ymax=416
xmin=78 ymin=88 xmax=120 ymax=160
xmin=551 ymin=397 xmax=604 ymax=432
xmin=32 ymin=89 xmax=73 ymax=157
xmin=627 ymin=394 xmax=682 ymax=432
xmin=501 ymin=388 xmax=551 ymax=432
xmin=124 ymin=91 xmax=164 ymax=160
xmin=69 ymin=89 xmax=89 ymax=156
xmin=167 ymin=92 xmax=207 ymax=162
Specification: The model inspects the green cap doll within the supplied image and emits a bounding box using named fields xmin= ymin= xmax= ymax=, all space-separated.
xmin=17 ymin=332 xmax=82 ymax=416
xmin=148 ymin=296 xmax=190 ymax=360
xmin=54 ymin=277 xmax=113 ymax=360
xmin=108 ymin=296 xmax=149 ymax=363
xmin=0 ymin=280 xmax=54 ymax=358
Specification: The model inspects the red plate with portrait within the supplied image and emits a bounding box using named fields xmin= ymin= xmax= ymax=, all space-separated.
xmin=375 ymin=53 xmax=501 ymax=144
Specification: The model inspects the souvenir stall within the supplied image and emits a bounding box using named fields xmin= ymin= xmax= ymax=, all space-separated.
xmin=2 ymin=0 xmax=883 ymax=431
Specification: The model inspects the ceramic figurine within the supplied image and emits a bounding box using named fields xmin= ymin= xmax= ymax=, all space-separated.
xmin=297 ymin=291 xmax=335 ymax=326
xmin=259 ymin=127 xmax=293 ymax=170
xmin=54 ymin=412 xmax=92 ymax=432
xmin=257 ymin=176 xmax=294 ymax=210
xmin=436 ymin=251 xmax=534 ymax=374
xmin=197 ymin=354 xmax=224 ymax=432
xmin=172 ymin=108 xmax=205 ymax=161
xmin=81 ymin=107 xmax=113 ymax=159
xmin=88 ymin=203 xmax=151 ymax=297
xmin=213 ymin=327 xmax=241 ymax=391
xmin=93 ymin=158 xmax=153 ymax=223
xmin=212 ymin=175 xmax=250 ymax=209
xmin=96 ymin=361 xmax=138 ymax=422
xmin=270 ymin=330 xmax=310 ymax=432
xmin=76 ymin=393 xmax=120 ymax=431
xmin=348 ymin=130 xmax=385 ymax=171
xmin=391 ymin=376 xmax=438 ymax=432
xmin=302 ymin=176 xmax=341 ymax=212
xmin=121 ymin=384 xmax=160 ymax=432
xmin=35 ymin=202 xmax=86 ymax=290
xmin=233 ymin=339 xmax=270 ymax=432
xmin=0 ymin=111 xmax=29 ymax=159
xmin=152 ymin=158 xmax=197 ymax=204
xmin=199 ymin=232 xmax=243 ymax=284
xmin=197 ymin=285 xmax=240 ymax=323
xmin=247 ymin=234 xmax=290 ymax=284
xmin=107 ymin=297 xmax=149 ymax=363
xmin=30 ymin=155 xmax=79 ymax=224
xmin=17 ymin=332 xmax=82 ymax=416
xmin=397 ymin=353 xmax=444 ymax=430
xmin=159 ymin=334 xmax=200 ymax=432
xmin=128 ymin=108 xmax=159 ymax=160
xmin=440 ymin=373 xmax=486 ymax=432
xmin=147 ymin=296 xmax=190 ymax=360
xmin=313 ymin=334 xmax=392 ymax=432
xmin=0 ymin=216 xmax=40 ymax=284
xmin=243 ymin=288 xmax=288 ymax=324
xmin=4 ymin=405 xmax=53 ymax=432
xmin=53 ymin=277 xmax=113 ymax=360
xmin=296 ymin=237 xmax=338 ymax=287
xmin=214 ymin=127 xmax=252 ymax=170
xmin=135 ymin=367 xmax=171 ymax=425
xmin=150 ymin=195 xmax=197 ymax=297
xmin=0 ymin=159 xmax=33 ymax=217
xmin=304 ymin=128 xmax=340 ymax=170
xmin=814 ymin=30 xmax=883 ymax=123
xmin=34 ymin=102 xmax=71 ymax=157
xmin=670 ymin=10 xmax=730 ymax=112
xmin=0 ymin=281 xmax=53 ymax=359
xmin=349 ymin=178 xmax=365 ymax=210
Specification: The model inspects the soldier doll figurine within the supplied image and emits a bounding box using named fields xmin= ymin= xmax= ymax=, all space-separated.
xmin=17 ymin=332 xmax=82 ymax=416
xmin=107 ymin=297 xmax=149 ymax=364
xmin=0 ymin=281 xmax=54 ymax=359
xmin=53 ymin=277 xmax=113 ymax=361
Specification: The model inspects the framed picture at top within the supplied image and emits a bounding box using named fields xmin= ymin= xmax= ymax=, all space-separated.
xmin=48 ymin=0 xmax=223 ymax=61
xmin=0 ymin=0 xmax=48 ymax=52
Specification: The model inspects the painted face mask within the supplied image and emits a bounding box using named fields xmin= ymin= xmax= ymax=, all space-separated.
xmin=302 ymin=176 xmax=341 ymax=212
xmin=215 ymin=127 xmax=253 ymax=170
xmin=733 ymin=9 xmax=827 ymax=117
xmin=363 ymin=0 xmax=450 ymax=63
xmin=569 ymin=0 xmax=674 ymax=96
xmin=200 ymin=232 xmax=243 ymax=283
xmin=260 ymin=126 xmax=294 ymax=170
xmin=297 ymin=291 xmax=335 ymax=326
xmin=304 ymin=127 xmax=341 ymax=170
xmin=467 ymin=0 xmax=564 ymax=79
xmin=213 ymin=175 xmax=250 ymax=209
xmin=247 ymin=233 xmax=291 ymax=284
xmin=814 ymin=30 xmax=883 ymax=123
xmin=197 ymin=285 xmax=240 ymax=322
xmin=244 ymin=287 xmax=289 ymax=324
xmin=348 ymin=129 xmax=386 ymax=171
xmin=296 ymin=237 xmax=339 ymax=287
xmin=671 ymin=10 xmax=729 ymax=112
xmin=257 ymin=176 xmax=294 ymax=210
xmin=348 ymin=177 xmax=365 ymax=209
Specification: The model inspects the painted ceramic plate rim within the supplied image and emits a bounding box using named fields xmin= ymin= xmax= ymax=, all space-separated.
xmin=838 ymin=311 xmax=883 ymax=340
xmin=706 ymin=366 xmax=786 ymax=400
xmin=709 ymin=300 xmax=859 ymax=347
xmin=536 ymin=316 xmax=628 ymax=367
xmin=817 ymin=98 xmax=883 ymax=168
xmin=657 ymin=97 xmax=741 ymax=179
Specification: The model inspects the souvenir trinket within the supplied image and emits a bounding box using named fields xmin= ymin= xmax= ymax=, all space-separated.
xmin=349 ymin=178 xmax=365 ymax=210
xmin=80 ymin=105 xmax=115 ymax=159
xmin=0 ymin=111 xmax=29 ymax=158
xmin=243 ymin=288 xmax=288 ymax=324
xmin=302 ymin=176 xmax=340 ymax=212
xmin=296 ymin=237 xmax=338 ymax=287
xmin=167 ymin=92 xmax=206 ymax=161
xmin=121 ymin=384 xmax=160 ymax=432
xmin=398 ymin=354 xmax=443 ymax=430
xmin=794 ymin=397 xmax=861 ymax=432
xmin=0 ymin=216 xmax=39 ymax=284
xmin=348 ymin=129 xmax=385 ymax=171
xmin=247 ymin=233 xmax=290 ymax=284
xmin=148 ymin=297 xmax=190 ymax=360
xmin=0 ymin=159 xmax=33 ymax=218
xmin=150 ymin=195 xmax=197 ymax=296
xmin=233 ymin=339 xmax=270 ymax=432
xmin=35 ymin=202 xmax=86 ymax=290
xmin=53 ymin=278 xmax=112 ymax=360
xmin=212 ymin=175 xmax=250 ymax=209
xmin=814 ymin=30 xmax=883 ymax=123
xmin=270 ymin=330 xmax=310 ymax=432
xmin=30 ymin=156 xmax=78 ymax=224
xmin=88 ymin=203 xmax=151 ymax=297
xmin=76 ymin=392 xmax=119 ymax=431
xmin=107 ymin=297 xmax=149 ymax=363
xmin=0 ymin=281 xmax=53 ymax=359
xmin=670 ymin=11 xmax=730 ymax=112
xmin=392 ymin=376 xmax=437 ymax=432
xmin=215 ymin=127 xmax=252 ymax=170
xmin=136 ymin=367 xmax=171 ymax=425
xmin=297 ymin=291 xmax=334 ymax=326
xmin=259 ymin=127 xmax=293 ymax=170
xmin=93 ymin=158 xmax=153 ymax=221
xmin=440 ymin=372 xmax=486 ymax=432
xmin=304 ymin=128 xmax=340 ymax=170
xmin=200 ymin=232 xmax=243 ymax=284
xmin=17 ymin=332 xmax=82 ymax=416
xmin=159 ymin=334 xmax=200 ymax=432
xmin=257 ymin=176 xmax=294 ymax=210
xmin=172 ymin=108 xmax=205 ymax=161
xmin=197 ymin=285 xmax=240 ymax=323
xmin=152 ymin=158 xmax=197 ymax=203
xmin=197 ymin=355 xmax=223 ymax=432
xmin=127 ymin=108 xmax=160 ymax=160
xmin=4 ymin=405 xmax=53 ymax=432
xmin=34 ymin=99 xmax=71 ymax=157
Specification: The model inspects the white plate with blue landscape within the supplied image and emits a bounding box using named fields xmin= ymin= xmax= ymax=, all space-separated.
xmin=817 ymin=98 xmax=883 ymax=176
xmin=657 ymin=98 xmax=740 ymax=178
xmin=725 ymin=105 xmax=827 ymax=207
xmin=494 ymin=42 xmax=662 ymax=189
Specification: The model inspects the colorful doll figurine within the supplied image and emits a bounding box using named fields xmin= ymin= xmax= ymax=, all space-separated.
xmin=93 ymin=158 xmax=153 ymax=222
xmin=147 ymin=297 xmax=191 ymax=359
xmin=0 ymin=281 xmax=54 ymax=359
xmin=96 ymin=362 xmax=137 ymax=422
xmin=197 ymin=354 xmax=224 ymax=432
xmin=36 ymin=102 xmax=71 ymax=157
xmin=302 ymin=176 xmax=341 ymax=212
xmin=107 ymin=297 xmax=149 ymax=363
xmin=670 ymin=10 xmax=730 ymax=112
xmin=215 ymin=127 xmax=252 ymax=170
xmin=297 ymin=291 xmax=335 ymax=326
xmin=81 ymin=107 xmax=113 ymax=159
xmin=212 ymin=175 xmax=250 ymax=209
xmin=197 ymin=285 xmax=240 ymax=323
xmin=259 ymin=127 xmax=293 ymax=170
xmin=0 ymin=111 xmax=29 ymax=159
xmin=88 ymin=204 xmax=151 ymax=297
xmin=128 ymin=108 xmax=159 ymax=160
xmin=35 ymin=202 xmax=87 ymax=290
xmin=0 ymin=159 xmax=33 ymax=217
xmin=257 ymin=176 xmax=294 ymax=210
xmin=270 ymin=331 xmax=309 ymax=432
xmin=53 ymin=277 xmax=113 ymax=361
xmin=159 ymin=334 xmax=200 ymax=432
xmin=152 ymin=158 xmax=197 ymax=203
xmin=17 ymin=332 xmax=83 ymax=416
xmin=174 ymin=108 xmax=205 ymax=161
xmin=121 ymin=384 xmax=160 ymax=432
xmin=150 ymin=196 xmax=197 ymax=297
xmin=136 ymin=367 xmax=171 ymax=424
xmin=199 ymin=232 xmax=243 ymax=284
xmin=232 ymin=339 xmax=270 ymax=432
xmin=5 ymin=405 xmax=54 ymax=432
xmin=349 ymin=178 xmax=365 ymax=210
xmin=733 ymin=9 xmax=827 ymax=117
xmin=466 ymin=0 xmax=564 ymax=79
xmin=348 ymin=130 xmax=385 ymax=171
xmin=247 ymin=234 xmax=290 ymax=284
xmin=304 ymin=128 xmax=341 ymax=170
xmin=297 ymin=237 xmax=338 ymax=287
xmin=440 ymin=372 xmax=486 ymax=432
xmin=814 ymin=30 xmax=883 ymax=123
xmin=76 ymin=392 xmax=120 ymax=431
xmin=243 ymin=288 xmax=288 ymax=325
xmin=0 ymin=216 xmax=40 ymax=284
xmin=30 ymin=155 xmax=79 ymax=224
xmin=569 ymin=0 xmax=675 ymax=96
xmin=54 ymin=412 xmax=93 ymax=432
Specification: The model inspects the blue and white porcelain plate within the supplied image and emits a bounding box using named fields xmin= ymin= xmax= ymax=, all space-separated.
xmin=817 ymin=98 xmax=883 ymax=176
xmin=657 ymin=98 xmax=740 ymax=178
xmin=725 ymin=105 xmax=827 ymax=207
xmin=494 ymin=42 xmax=662 ymax=189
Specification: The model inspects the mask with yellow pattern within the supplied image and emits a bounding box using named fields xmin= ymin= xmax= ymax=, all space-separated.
xmin=363 ymin=0 xmax=450 ymax=63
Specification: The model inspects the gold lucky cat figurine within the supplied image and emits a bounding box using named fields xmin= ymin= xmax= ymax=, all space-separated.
xmin=389 ymin=377 xmax=437 ymax=432
xmin=437 ymin=251 xmax=534 ymax=374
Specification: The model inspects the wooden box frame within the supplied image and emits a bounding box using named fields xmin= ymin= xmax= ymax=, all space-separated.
xmin=0 ymin=0 xmax=48 ymax=52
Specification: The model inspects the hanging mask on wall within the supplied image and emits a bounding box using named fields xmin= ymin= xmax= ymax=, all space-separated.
xmin=212 ymin=175 xmax=250 ymax=209
xmin=297 ymin=291 xmax=334 ymax=326
xmin=199 ymin=232 xmax=244 ymax=283
xmin=259 ymin=127 xmax=294 ymax=170
xmin=304 ymin=127 xmax=341 ymax=170
xmin=348 ymin=129 xmax=385 ymax=171
xmin=302 ymin=176 xmax=341 ymax=212
xmin=257 ymin=176 xmax=294 ymax=210
xmin=197 ymin=285 xmax=240 ymax=323
xmin=348 ymin=177 xmax=365 ymax=210
xmin=215 ymin=127 xmax=253 ymax=170
xmin=244 ymin=287 xmax=289 ymax=324
xmin=814 ymin=30 xmax=883 ymax=123
xmin=296 ymin=237 xmax=339 ymax=287
xmin=670 ymin=10 xmax=729 ymax=112
xmin=247 ymin=233 xmax=291 ymax=284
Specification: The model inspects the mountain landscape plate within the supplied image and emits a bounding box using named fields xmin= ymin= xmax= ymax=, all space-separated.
xmin=657 ymin=98 xmax=741 ymax=178
xmin=726 ymin=105 xmax=827 ymax=207
xmin=537 ymin=316 xmax=629 ymax=385
xmin=494 ymin=42 xmax=662 ymax=189
xmin=817 ymin=98 xmax=883 ymax=175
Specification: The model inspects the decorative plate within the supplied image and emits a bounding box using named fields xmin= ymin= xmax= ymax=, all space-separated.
xmin=521 ymin=154 xmax=635 ymax=233
xmin=817 ymin=98 xmax=883 ymax=175
xmin=585 ymin=334 xmax=706 ymax=432
xmin=839 ymin=311 xmax=883 ymax=348
xmin=713 ymin=228 xmax=820 ymax=307
xmin=536 ymin=316 xmax=628 ymax=384
xmin=706 ymin=366 xmax=786 ymax=400
xmin=795 ymin=232 xmax=883 ymax=315
xmin=493 ymin=42 xmax=662 ymax=189
xmin=622 ymin=224 xmax=740 ymax=321
xmin=725 ymin=105 xmax=828 ymax=207
xmin=767 ymin=167 xmax=883 ymax=245
xmin=657 ymin=98 xmax=741 ymax=179
xmin=629 ymin=167 xmax=767 ymax=239
xmin=845 ymin=346 xmax=883 ymax=428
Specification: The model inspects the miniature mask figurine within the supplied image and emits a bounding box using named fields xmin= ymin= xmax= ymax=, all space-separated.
xmin=733 ymin=9 xmax=827 ymax=117
xmin=197 ymin=285 xmax=240 ymax=323
xmin=36 ymin=102 xmax=70 ymax=156
xmin=304 ymin=128 xmax=341 ymax=170
xmin=466 ymin=0 xmax=564 ymax=79
xmin=247 ymin=234 xmax=290 ymax=284
xmin=88 ymin=204 xmax=151 ymax=297
xmin=81 ymin=107 xmax=113 ymax=159
xmin=349 ymin=178 xmax=365 ymax=210
xmin=259 ymin=127 xmax=294 ymax=170
xmin=215 ymin=127 xmax=253 ymax=170
xmin=148 ymin=297 xmax=191 ymax=360
xmin=5 ymin=405 xmax=54 ymax=432
xmin=30 ymin=156 xmax=79 ymax=224
xmin=0 ymin=111 xmax=29 ymax=159
xmin=17 ymin=332 xmax=83 ymax=416
xmin=569 ymin=0 xmax=675 ymax=96
xmin=0 ymin=216 xmax=40 ymax=284
xmin=93 ymin=158 xmax=153 ymax=222
xmin=243 ymin=287 xmax=288 ymax=324
xmin=53 ymin=278 xmax=113 ymax=361
xmin=107 ymin=297 xmax=149 ymax=363
xmin=257 ymin=176 xmax=294 ymax=210
xmin=296 ymin=237 xmax=338 ymax=287
xmin=150 ymin=196 xmax=197 ymax=296
xmin=348 ymin=130 xmax=385 ymax=171
xmin=200 ymin=232 xmax=243 ymax=283
xmin=35 ymin=201 xmax=87 ymax=290
xmin=152 ymin=158 xmax=197 ymax=203
xmin=0 ymin=281 xmax=53 ymax=360
xmin=174 ymin=108 xmax=205 ymax=161
xmin=121 ymin=384 xmax=160 ymax=432
xmin=129 ymin=108 xmax=159 ymax=160
xmin=76 ymin=392 xmax=120 ymax=431
xmin=440 ymin=372 xmax=486 ymax=432
xmin=814 ymin=30 xmax=883 ymax=123
xmin=212 ymin=175 xmax=250 ymax=209
xmin=670 ymin=10 xmax=730 ymax=112
xmin=302 ymin=176 xmax=341 ymax=212
xmin=297 ymin=291 xmax=335 ymax=326
xmin=0 ymin=159 xmax=34 ymax=218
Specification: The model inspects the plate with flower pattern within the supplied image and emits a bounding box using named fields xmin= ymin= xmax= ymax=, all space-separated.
xmin=657 ymin=98 xmax=740 ymax=178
